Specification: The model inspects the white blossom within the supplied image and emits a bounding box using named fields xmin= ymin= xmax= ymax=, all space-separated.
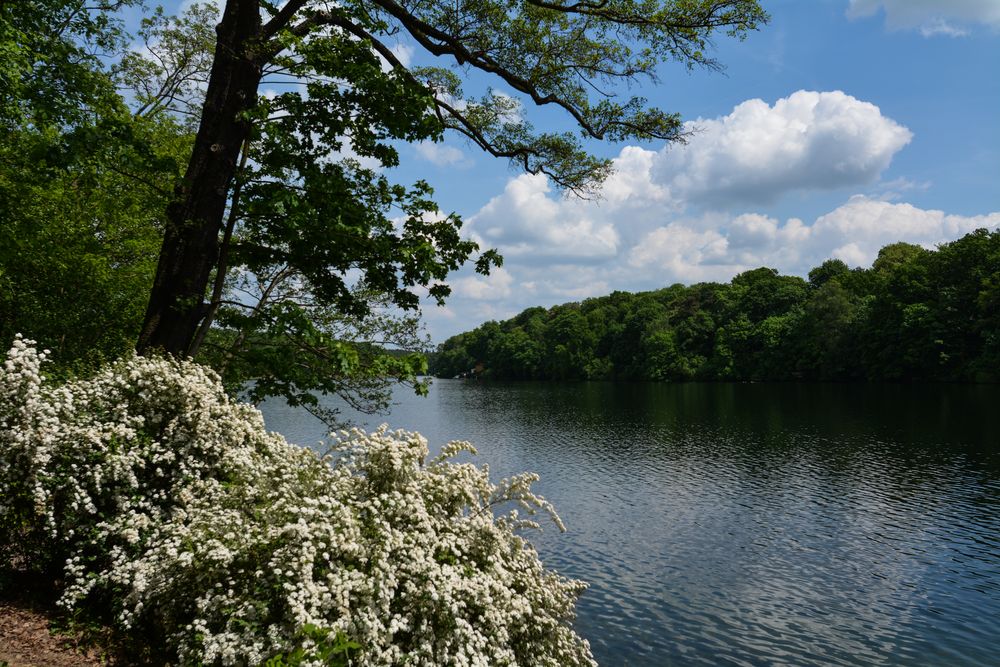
xmin=0 ymin=338 xmax=595 ymax=666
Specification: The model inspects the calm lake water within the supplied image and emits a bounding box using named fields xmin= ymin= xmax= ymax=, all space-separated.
xmin=259 ymin=381 xmax=1000 ymax=666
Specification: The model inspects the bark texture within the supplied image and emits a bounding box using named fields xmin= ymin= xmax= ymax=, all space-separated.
xmin=136 ymin=0 xmax=262 ymax=356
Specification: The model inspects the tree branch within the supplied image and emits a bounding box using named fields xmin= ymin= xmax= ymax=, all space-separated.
xmin=368 ymin=0 xmax=611 ymax=138
xmin=260 ymin=0 xmax=308 ymax=40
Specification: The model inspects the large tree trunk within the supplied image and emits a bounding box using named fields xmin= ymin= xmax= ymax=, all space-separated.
xmin=136 ymin=0 xmax=262 ymax=356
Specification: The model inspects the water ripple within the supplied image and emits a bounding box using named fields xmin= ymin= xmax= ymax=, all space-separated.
xmin=261 ymin=381 xmax=1000 ymax=666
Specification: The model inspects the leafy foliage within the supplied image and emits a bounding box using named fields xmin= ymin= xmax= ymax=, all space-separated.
xmin=198 ymin=277 xmax=434 ymax=428
xmin=0 ymin=338 xmax=595 ymax=665
xmin=0 ymin=0 xmax=137 ymax=128
xmin=0 ymin=1 xmax=187 ymax=374
xmin=262 ymin=624 xmax=361 ymax=666
xmin=0 ymin=115 xmax=186 ymax=374
xmin=1 ymin=0 xmax=768 ymax=416
xmin=432 ymin=230 xmax=1000 ymax=383
xmin=125 ymin=0 xmax=766 ymax=356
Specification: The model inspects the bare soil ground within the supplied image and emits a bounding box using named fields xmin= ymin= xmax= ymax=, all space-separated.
xmin=0 ymin=602 xmax=106 ymax=667
xmin=0 ymin=570 xmax=112 ymax=667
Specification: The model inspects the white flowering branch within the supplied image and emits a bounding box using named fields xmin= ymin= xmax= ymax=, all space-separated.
xmin=0 ymin=336 xmax=595 ymax=666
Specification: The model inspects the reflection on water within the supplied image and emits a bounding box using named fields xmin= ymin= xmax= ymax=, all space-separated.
xmin=260 ymin=381 xmax=1000 ymax=666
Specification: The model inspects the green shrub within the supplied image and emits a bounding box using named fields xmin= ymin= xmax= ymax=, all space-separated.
xmin=0 ymin=336 xmax=594 ymax=666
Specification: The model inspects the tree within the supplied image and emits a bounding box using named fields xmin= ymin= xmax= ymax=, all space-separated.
xmin=3 ymin=0 xmax=766 ymax=417
xmin=543 ymin=308 xmax=595 ymax=379
xmin=808 ymin=258 xmax=850 ymax=289
xmin=925 ymin=229 xmax=1000 ymax=379
xmin=431 ymin=232 xmax=1000 ymax=384
xmin=0 ymin=115 xmax=183 ymax=371
xmin=862 ymin=243 xmax=933 ymax=379
xmin=131 ymin=0 xmax=768 ymax=357
xmin=871 ymin=242 xmax=928 ymax=275
xmin=197 ymin=275 xmax=434 ymax=426
xmin=0 ymin=0 xmax=184 ymax=371
xmin=0 ymin=0 xmax=137 ymax=128
xmin=729 ymin=267 xmax=808 ymax=322
xmin=793 ymin=280 xmax=861 ymax=378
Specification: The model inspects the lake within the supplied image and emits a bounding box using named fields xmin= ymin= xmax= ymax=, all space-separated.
xmin=259 ymin=380 xmax=1000 ymax=666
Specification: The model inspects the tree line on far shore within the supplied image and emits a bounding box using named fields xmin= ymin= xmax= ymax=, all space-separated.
xmin=431 ymin=230 xmax=1000 ymax=383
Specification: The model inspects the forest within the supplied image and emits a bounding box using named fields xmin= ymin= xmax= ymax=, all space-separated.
xmin=431 ymin=230 xmax=1000 ymax=383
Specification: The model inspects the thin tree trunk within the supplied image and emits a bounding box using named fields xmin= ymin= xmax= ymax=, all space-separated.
xmin=187 ymin=135 xmax=251 ymax=359
xmin=218 ymin=265 xmax=298 ymax=376
xmin=136 ymin=0 xmax=262 ymax=356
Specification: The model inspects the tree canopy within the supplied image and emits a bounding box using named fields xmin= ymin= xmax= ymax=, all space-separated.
xmin=431 ymin=230 xmax=1000 ymax=383
xmin=0 ymin=0 xmax=182 ymax=372
xmin=131 ymin=0 xmax=767 ymax=358
xmin=0 ymin=0 xmax=768 ymax=422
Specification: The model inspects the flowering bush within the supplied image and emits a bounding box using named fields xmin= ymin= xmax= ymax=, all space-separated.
xmin=0 ymin=336 xmax=595 ymax=666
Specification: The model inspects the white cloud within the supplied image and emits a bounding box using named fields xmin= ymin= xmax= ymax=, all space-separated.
xmin=389 ymin=43 xmax=414 ymax=67
xmin=599 ymin=146 xmax=670 ymax=205
xmin=628 ymin=224 xmax=733 ymax=281
xmin=421 ymin=90 xmax=994 ymax=342
xmin=807 ymin=196 xmax=1000 ymax=266
xmin=919 ymin=19 xmax=969 ymax=38
xmin=463 ymin=90 xmax=911 ymax=266
xmin=451 ymin=267 xmax=515 ymax=300
xmin=654 ymin=90 xmax=912 ymax=207
xmin=630 ymin=197 xmax=1000 ymax=280
xmin=847 ymin=0 xmax=1000 ymax=34
xmin=548 ymin=277 xmax=612 ymax=300
xmin=427 ymin=195 xmax=1000 ymax=341
xmin=728 ymin=213 xmax=811 ymax=266
xmin=869 ymin=177 xmax=932 ymax=202
xmin=414 ymin=141 xmax=468 ymax=167
xmin=316 ymin=133 xmax=384 ymax=171
xmin=628 ymin=213 xmax=813 ymax=282
xmin=490 ymin=91 xmax=525 ymax=124
xmin=429 ymin=305 xmax=457 ymax=320
xmin=470 ymin=174 xmax=620 ymax=262
xmin=375 ymin=42 xmax=416 ymax=72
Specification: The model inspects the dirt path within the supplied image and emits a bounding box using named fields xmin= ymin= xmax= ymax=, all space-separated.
xmin=0 ymin=601 xmax=106 ymax=667
xmin=0 ymin=567 xmax=111 ymax=667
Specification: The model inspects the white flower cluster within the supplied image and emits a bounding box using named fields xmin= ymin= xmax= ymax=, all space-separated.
xmin=0 ymin=336 xmax=596 ymax=666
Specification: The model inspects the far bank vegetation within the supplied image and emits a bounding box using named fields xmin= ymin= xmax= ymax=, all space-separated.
xmin=432 ymin=231 xmax=1000 ymax=383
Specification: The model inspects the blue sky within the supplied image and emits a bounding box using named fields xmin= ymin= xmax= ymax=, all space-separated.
xmin=161 ymin=0 xmax=1000 ymax=343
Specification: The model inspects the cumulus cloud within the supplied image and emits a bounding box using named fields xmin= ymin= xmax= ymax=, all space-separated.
xmin=464 ymin=90 xmax=912 ymax=266
xmin=847 ymin=0 xmax=1000 ymax=34
xmin=628 ymin=213 xmax=812 ymax=283
xmin=869 ymin=177 xmax=932 ymax=202
xmin=450 ymin=267 xmax=515 ymax=300
xmin=388 ymin=43 xmax=414 ymax=67
xmin=628 ymin=224 xmax=733 ymax=282
xmin=631 ymin=197 xmax=1000 ymax=279
xmin=414 ymin=141 xmax=468 ymax=167
xmin=809 ymin=196 xmax=1000 ymax=265
xmin=599 ymin=146 xmax=671 ymax=206
xmin=427 ymin=195 xmax=1000 ymax=340
xmin=918 ymin=20 xmax=969 ymax=38
xmin=470 ymin=174 xmax=620 ymax=262
xmin=422 ymin=90 xmax=994 ymax=341
xmin=654 ymin=90 xmax=912 ymax=207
